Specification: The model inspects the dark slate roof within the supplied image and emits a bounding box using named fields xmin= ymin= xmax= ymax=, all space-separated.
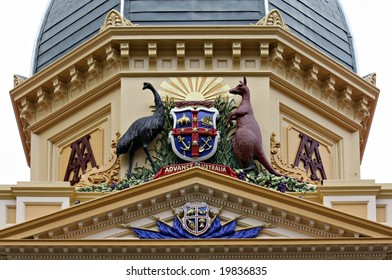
xmin=125 ymin=0 xmax=265 ymax=25
xmin=269 ymin=0 xmax=356 ymax=71
xmin=32 ymin=0 xmax=356 ymax=74
xmin=32 ymin=0 xmax=120 ymax=74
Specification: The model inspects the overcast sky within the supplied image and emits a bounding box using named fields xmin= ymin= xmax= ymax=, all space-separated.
xmin=0 ymin=0 xmax=390 ymax=184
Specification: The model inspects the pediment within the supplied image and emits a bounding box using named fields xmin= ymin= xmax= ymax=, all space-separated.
xmin=1 ymin=167 xmax=392 ymax=241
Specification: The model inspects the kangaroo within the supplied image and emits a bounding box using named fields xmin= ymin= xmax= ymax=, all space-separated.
xmin=228 ymin=77 xmax=284 ymax=177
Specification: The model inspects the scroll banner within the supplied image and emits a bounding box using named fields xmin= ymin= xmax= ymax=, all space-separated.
xmin=154 ymin=162 xmax=238 ymax=179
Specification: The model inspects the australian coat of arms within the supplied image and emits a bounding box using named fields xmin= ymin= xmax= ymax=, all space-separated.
xmin=168 ymin=107 xmax=220 ymax=162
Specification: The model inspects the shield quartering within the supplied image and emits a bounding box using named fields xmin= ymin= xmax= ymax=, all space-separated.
xmin=168 ymin=107 xmax=220 ymax=162
xmin=181 ymin=202 xmax=212 ymax=236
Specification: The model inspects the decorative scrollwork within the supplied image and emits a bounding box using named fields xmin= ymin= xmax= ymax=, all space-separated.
xmin=77 ymin=132 xmax=121 ymax=187
xmin=270 ymin=133 xmax=320 ymax=185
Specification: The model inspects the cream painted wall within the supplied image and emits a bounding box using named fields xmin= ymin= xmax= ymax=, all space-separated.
xmin=376 ymin=199 xmax=392 ymax=225
xmin=16 ymin=196 xmax=69 ymax=224
xmin=0 ymin=199 xmax=16 ymax=229
xmin=323 ymin=195 xmax=376 ymax=221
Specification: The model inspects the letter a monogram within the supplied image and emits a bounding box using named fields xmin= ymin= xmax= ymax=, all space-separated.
xmin=63 ymin=134 xmax=97 ymax=185
xmin=293 ymin=132 xmax=327 ymax=181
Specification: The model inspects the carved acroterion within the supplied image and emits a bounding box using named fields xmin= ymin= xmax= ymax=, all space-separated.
xmin=100 ymin=9 xmax=137 ymax=32
xmin=363 ymin=73 xmax=376 ymax=86
xmin=253 ymin=9 xmax=288 ymax=30
xmin=13 ymin=74 xmax=27 ymax=88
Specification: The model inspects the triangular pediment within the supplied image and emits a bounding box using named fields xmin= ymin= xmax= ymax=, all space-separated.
xmin=1 ymin=167 xmax=392 ymax=241
xmin=2 ymin=167 xmax=392 ymax=259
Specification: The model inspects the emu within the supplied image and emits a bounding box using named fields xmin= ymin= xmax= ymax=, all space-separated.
xmin=116 ymin=82 xmax=165 ymax=177
xmin=228 ymin=77 xmax=284 ymax=177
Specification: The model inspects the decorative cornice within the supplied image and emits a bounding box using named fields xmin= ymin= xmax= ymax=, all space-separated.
xmin=304 ymin=64 xmax=319 ymax=89
xmin=10 ymin=181 xmax=73 ymax=197
xmin=13 ymin=74 xmax=27 ymax=88
xmin=204 ymin=42 xmax=213 ymax=70
xmin=37 ymin=87 xmax=51 ymax=110
xmin=232 ymin=42 xmax=241 ymax=69
xmin=287 ymin=54 xmax=301 ymax=80
xmin=0 ymin=238 xmax=391 ymax=260
xmin=318 ymin=180 xmax=382 ymax=198
xmin=53 ymin=77 xmax=68 ymax=101
xmin=378 ymin=184 xmax=392 ymax=199
xmin=0 ymin=186 xmax=15 ymax=200
xmin=87 ymin=55 xmax=103 ymax=81
xmin=148 ymin=42 xmax=157 ymax=70
xmin=70 ymin=66 xmax=85 ymax=91
xmin=176 ymin=42 xmax=185 ymax=70
xmin=106 ymin=44 xmax=120 ymax=72
xmin=321 ymin=75 xmax=336 ymax=99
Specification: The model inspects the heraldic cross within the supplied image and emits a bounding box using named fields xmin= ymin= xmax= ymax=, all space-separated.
xmin=170 ymin=108 xmax=218 ymax=160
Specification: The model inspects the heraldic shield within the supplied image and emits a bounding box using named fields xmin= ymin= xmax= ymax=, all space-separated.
xmin=182 ymin=202 xmax=212 ymax=236
xmin=168 ymin=107 xmax=220 ymax=161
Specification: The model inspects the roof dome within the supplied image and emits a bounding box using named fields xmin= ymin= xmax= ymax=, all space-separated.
xmin=32 ymin=0 xmax=356 ymax=73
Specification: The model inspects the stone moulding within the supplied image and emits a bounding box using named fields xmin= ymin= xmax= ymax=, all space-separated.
xmin=270 ymin=132 xmax=320 ymax=185
xmin=77 ymin=132 xmax=121 ymax=187
xmin=1 ymin=239 xmax=391 ymax=259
